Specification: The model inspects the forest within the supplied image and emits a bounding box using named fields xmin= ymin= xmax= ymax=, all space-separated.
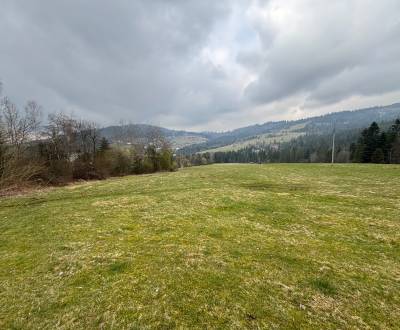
xmin=180 ymin=120 xmax=400 ymax=166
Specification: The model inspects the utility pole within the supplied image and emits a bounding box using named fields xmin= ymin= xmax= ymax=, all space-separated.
xmin=331 ymin=122 xmax=336 ymax=164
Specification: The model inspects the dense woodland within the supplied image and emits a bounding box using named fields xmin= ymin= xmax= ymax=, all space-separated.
xmin=0 ymin=84 xmax=175 ymax=193
xmin=351 ymin=120 xmax=400 ymax=163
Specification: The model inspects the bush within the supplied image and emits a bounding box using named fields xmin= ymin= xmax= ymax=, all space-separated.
xmin=160 ymin=149 xmax=173 ymax=171
xmin=73 ymin=157 xmax=99 ymax=180
xmin=94 ymin=152 xmax=113 ymax=179
xmin=43 ymin=159 xmax=73 ymax=184
xmin=0 ymin=152 xmax=44 ymax=191
xmin=110 ymin=149 xmax=131 ymax=176
xmin=142 ymin=158 xmax=155 ymax=173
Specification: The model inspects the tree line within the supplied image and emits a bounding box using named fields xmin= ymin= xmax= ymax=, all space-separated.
xmin=351 ymin=120 xmax=400 ymax=163
xmin=177 ymin=119 xmax=400 ymax=166
xmin=0 ymin=83 xmax=175 ymax=194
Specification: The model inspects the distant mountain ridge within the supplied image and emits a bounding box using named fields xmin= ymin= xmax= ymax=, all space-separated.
xmin=100 ymin=103 xmax=400 ymax=152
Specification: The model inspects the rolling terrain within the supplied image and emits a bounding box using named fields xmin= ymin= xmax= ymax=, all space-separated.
xmin=181 ymin=103 xmax=400 ymax=154
xmin=1 ymin=164 xmax=399 ymax=328
xmin=99 ymin=103 xmax=400 ymax=153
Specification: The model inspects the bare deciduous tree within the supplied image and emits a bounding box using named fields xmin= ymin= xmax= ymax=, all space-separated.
xmin=146 ymin=126 xmax=170 ymax=149
xmin=0 ymin=92 xmax=43 ymax=191
xmin=46 ymin=112 xmax=78 ymax=161
xmin=0 ymin=98 xmax=41 ymax=155
xmin=0 ymin=82 xmax=175 ymax=191
xmin=76 ymin=120 xmax=100 ymax=160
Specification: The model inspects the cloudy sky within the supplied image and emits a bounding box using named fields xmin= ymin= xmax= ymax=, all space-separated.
xmin=1 ymin=0 xmax=400 ymax=131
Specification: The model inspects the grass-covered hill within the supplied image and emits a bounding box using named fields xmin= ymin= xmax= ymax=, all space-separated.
xmin=1 ymin=164 xmax=399 ymax=328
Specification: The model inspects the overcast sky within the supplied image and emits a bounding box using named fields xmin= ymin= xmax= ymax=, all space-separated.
xmin=1 ymin=0 xmax=400 ymax=131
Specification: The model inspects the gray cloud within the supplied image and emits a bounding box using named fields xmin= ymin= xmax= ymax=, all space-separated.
xmin=1 ymin=0 xmax=400 ymax=130
xmin=243 ymin=1 xmax=400 ymax=106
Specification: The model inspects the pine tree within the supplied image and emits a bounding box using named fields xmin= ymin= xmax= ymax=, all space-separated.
xmin=360 ymin=122 xmax=380 ymax=162
xmin=371 ymin=148 xmax=384 ymax=163
xmin=378 ymin=132 xmax=389 ymax=162
xmin=391 ymin=119 xmax=400 ymax=135
xmin=391 ymin=137 xmax=400 ymax=164
xmin=99 ymin=137 xmax=110 ymax=153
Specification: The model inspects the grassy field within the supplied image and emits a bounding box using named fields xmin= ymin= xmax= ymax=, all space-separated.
xmin=1 ymin=164 xmax=399 ymax=329
xmin=203 ymin=132 xmax=304 ymax=153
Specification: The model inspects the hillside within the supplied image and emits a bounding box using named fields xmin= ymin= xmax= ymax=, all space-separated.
xmin=180 ymin=103 xmax=400 ymax=154
xmin=1 ymin=164 xmax=399 ymax=328
xmin=98 ymin=103 xmax=400 ymax=153
xmin=99 ymin=124 xmax=211 ymax=149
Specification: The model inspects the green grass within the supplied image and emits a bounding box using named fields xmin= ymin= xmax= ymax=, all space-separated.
xmin=1 ymin=164 xmax=399 ymax=329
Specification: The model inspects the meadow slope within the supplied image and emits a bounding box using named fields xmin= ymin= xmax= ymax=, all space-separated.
xmin=0 ymin=164 xmax=399 ymax=329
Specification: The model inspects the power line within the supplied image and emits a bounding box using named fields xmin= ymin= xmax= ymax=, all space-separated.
xmin=331 ymin=121 xmax=336 ymax=164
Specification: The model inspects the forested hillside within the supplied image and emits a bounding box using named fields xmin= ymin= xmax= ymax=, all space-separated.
xmin=177 ymin=119 xmax=400 ymax=165
xmin=179 ymin=103 xmax=400 ymax=154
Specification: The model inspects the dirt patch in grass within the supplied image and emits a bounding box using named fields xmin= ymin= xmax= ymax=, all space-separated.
xmin=242 ymin=182 xmax=309 ymax=192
